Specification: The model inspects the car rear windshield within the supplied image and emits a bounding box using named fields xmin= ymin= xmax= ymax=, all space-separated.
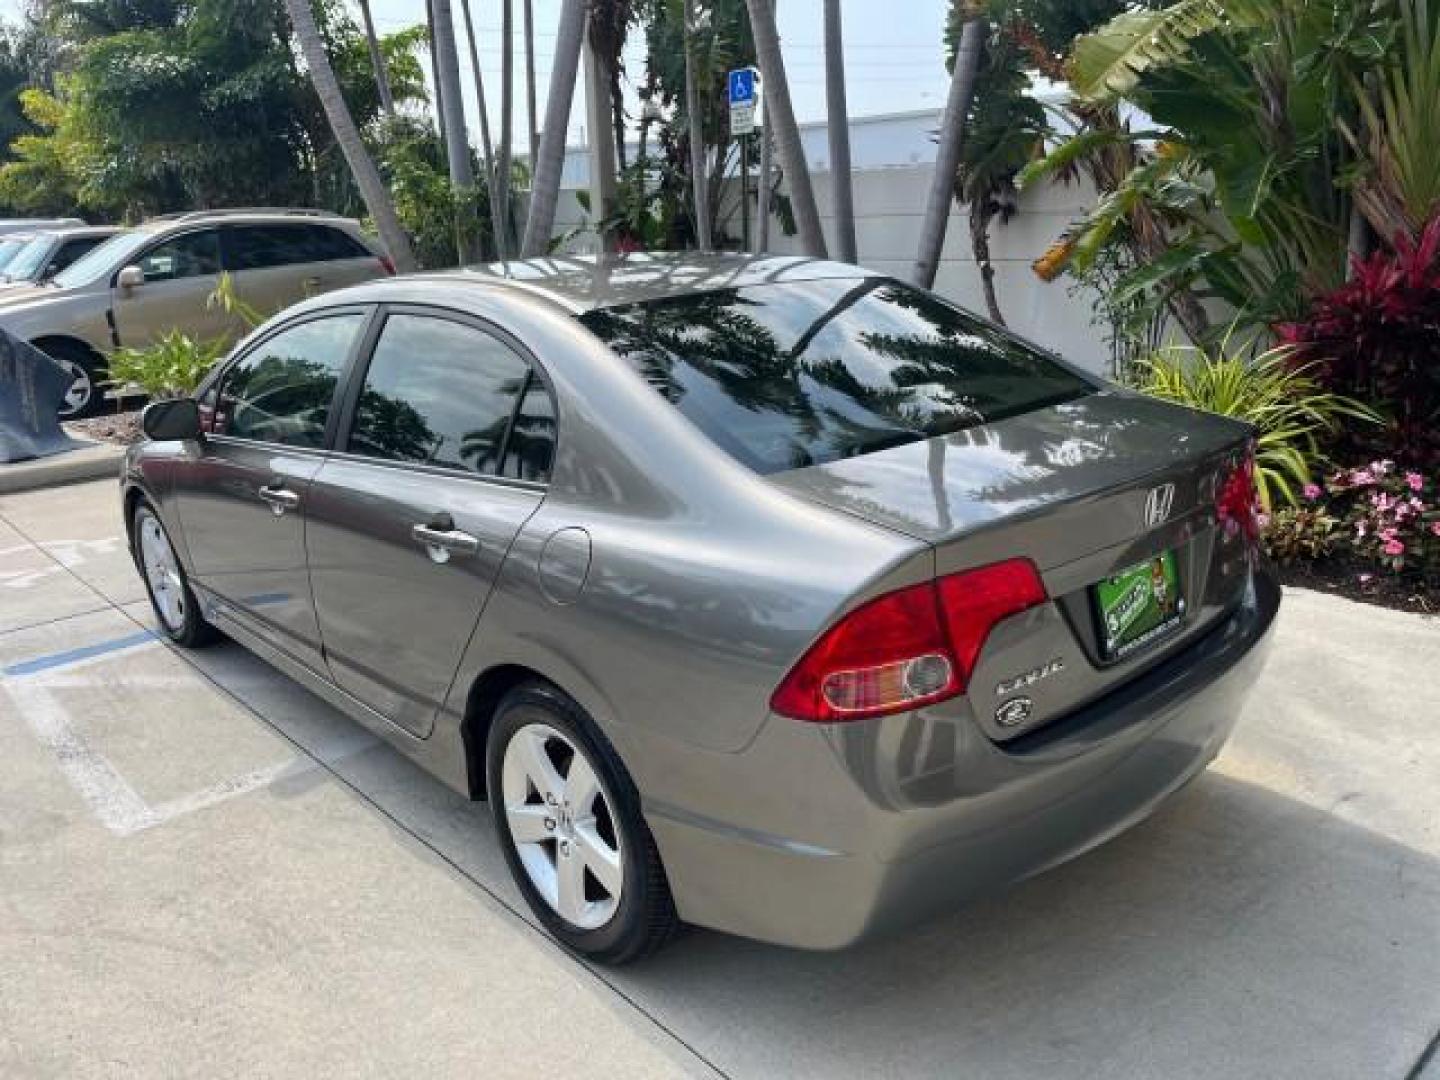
xmin=579 ymin=277 xmax=1093 ymax=474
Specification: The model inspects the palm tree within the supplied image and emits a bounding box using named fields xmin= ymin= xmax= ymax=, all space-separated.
xmin=745 ymin=0 xmax=826 ymax=257
xmin=912 ymin=15 xmax=984 ymax=289
xmin=823 ymin=0 xmax=856 ymax=263
xmin=523 ymin=0 xmax=589 ymax=255
xmin=682 ymin=0 xmax=712 ymax=250
xmin=426 ymin=0 xmax=448 ymax=152
xmin=430 ymin=0 xmax=480 ymax=262
xmin=524 ymin=0 xmax=539 ymax=167
xmin=496 ymin=0 xmax=516 ymax=259
xmin=458 ymin=0 xmax=506 ymax=257
xmin=357 ymin=0 xmax=395 ymax=118
xmin=281 ymin=0 xmax=415 ymax=271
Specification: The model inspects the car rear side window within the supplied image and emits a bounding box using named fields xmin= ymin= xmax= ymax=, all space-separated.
xmin=226 ymin=225 xmax=313 ymax=271
xmin=213 ymin=314 xmax=364 ymax=447
xmin=304 ymin=225 xmax=371 ymax=261
xmin=346 ymin=313 xmax=539 ymax=478
xmin=580 ymin=278 xmax=1093 ymax=474
xmin=498 ymin=374 xmax=556 ymax=482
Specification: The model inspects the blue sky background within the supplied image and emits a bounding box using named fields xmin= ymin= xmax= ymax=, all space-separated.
xmin=0 ymin=0 xmax=956 ymax=150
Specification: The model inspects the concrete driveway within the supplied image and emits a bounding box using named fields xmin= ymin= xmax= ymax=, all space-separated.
xmin=2 ymin=478 xmax=1437 ymax=1079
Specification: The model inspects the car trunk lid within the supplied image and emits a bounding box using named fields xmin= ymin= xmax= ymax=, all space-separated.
xmin=769 ymin=390 xmax=1259 ymax=740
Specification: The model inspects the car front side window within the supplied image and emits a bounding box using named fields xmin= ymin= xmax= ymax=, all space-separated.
xmin=137 ymin=230 xmax=221 ymax=283
xmin=346 ymin=313 xmax=541 ymax=478
xmin=213 ymin=313 xmax=366 ymax=448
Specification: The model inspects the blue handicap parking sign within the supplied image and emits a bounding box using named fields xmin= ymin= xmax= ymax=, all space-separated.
xmin=728 ymin=68 xmax=755 ymax=106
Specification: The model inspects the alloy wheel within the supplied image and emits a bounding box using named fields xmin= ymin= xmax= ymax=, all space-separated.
xmin=137 ymin=511 xmax=186 ymax=632
xmin=58 ymin=357 xmax=92 ymax=418
xmin=501 ymin=722 xmax=624 ymax=930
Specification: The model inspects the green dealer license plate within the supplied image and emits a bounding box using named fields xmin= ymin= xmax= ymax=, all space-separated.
xmin=1093 ymin=551 xmax=1185 ymax=661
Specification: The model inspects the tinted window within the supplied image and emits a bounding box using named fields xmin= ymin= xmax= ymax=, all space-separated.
xmin=347 ymin=314 xmax=533 ymax=476
xmin=226 ymin=225 xmax=312 ymax=271
xmin=215 ymin=314 xmax=364 ymax=446
xmin=499 ymin=376 xmax=556 ymax=482
xmin=580 ymin=278 xmax=1092 ymax=474
xmin=137 ymin=230 xmax=221 ymax=282
xmin=305 ymin=225 xmax=370 ymax=261
xmin=51 ymin=236 xmax=108 ymax=274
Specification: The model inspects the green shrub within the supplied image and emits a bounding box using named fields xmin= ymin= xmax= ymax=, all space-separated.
xmin=1264 ymin=505 xmax=1341 ymax=564
xmin=1132 ymin=342 xmax=1378 ymax=508
xmin=107 ymin=330 xmax=227 ymax=401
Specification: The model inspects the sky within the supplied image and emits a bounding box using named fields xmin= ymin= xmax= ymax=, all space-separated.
xmin=0 ymin=0 xmax=956 ymax=152
xmin=365 ymin=0 xmax=957 ymax=150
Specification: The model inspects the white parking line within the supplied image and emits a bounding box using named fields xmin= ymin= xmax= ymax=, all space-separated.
xmin=1 ymin=630 xmax=379 ymax=836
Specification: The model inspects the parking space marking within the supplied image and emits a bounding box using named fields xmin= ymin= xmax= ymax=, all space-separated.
xmin=0 ymin=537 xmax=125 ymax=591
xmin=2 ymin=629 xmax=157 ymax=678
xmin=2 ymin=681 xmax=161 ymax=834
xmin=1 ymin=622 xmax=380 ymax=836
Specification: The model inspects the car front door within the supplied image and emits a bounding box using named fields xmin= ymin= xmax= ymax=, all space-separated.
xmin=110 ymin=228 xmax=234 ymax=348
xmin=305 ymin=308 xmax=555 ymax=737
xmin=175 ymin=309 xmax=371 ymax=673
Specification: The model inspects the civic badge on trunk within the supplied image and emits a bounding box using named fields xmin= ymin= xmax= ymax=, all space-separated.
xmin=1144 ymin=482 xmax=1176 ymax=529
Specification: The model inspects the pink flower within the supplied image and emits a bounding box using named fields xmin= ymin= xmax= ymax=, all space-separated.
xmin=1383 ymin=538 xmax=1405 ymax=556
xmin=1431 ymin=521 xmax=1440 ymax=537
xmin=1302 ymin=483 xmax=1322 ymax=501
xmin=1350 ymin=469 xmax=1374 ymax=486
xmin=1355 ymin=521 xmax=1368 ymax=538
xmin=1378 ymin=459 xmax=1395 ymax=475
xmin=1358 ymin=572 xmax=1375 ymax=585
xmin=1406 ymin=471 xmax=1425 ymax=491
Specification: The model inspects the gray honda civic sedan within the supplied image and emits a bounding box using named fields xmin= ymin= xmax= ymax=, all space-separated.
xmin=124 ymin=253 xmax=1279 ymax=963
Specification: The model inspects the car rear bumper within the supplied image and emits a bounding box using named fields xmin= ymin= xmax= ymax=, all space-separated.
xmin=643 ymin=564 xmax=1281 ymax=949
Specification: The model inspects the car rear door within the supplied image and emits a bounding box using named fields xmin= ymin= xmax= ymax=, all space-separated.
xmin=175 ymin=308 xmax=371 ymax=673
xmin=301 ymin=223 xmax=388 ymax=290
xmin=304 ymin=306 xmax=556 ymax=738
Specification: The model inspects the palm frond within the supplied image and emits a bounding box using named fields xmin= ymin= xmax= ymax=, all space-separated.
xmin=1067 ymin=0 xmax=1270 ymax=102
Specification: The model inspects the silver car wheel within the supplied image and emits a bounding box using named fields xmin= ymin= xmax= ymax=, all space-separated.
xmin=501 ymin=722 xmax=624 ymax=931
xmin=59 ymin=358 xmax=92 ymax=417
xmin=137 ymin=511 xmax=186 ymax=632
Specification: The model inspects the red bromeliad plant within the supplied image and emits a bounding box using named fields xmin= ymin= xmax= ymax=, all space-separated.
xmin=1278 ymin=218 xmax=1440 ymax=466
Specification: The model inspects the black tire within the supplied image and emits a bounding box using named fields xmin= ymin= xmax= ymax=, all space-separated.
xmin=487 ymin=682 xmax=678 ymax=964
xmin=38 ymin=339 xmax=106 ymax=420
xmin=130 ymin=501 xmax=220 ymax=649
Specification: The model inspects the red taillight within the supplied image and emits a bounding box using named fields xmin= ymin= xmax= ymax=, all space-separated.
xmin=378 ymin=254 xmax=396 ymax=276
xmin=1216 ymin=448 xmax=1262 ymax=541
xmin=771 ymin=558 xmax=1047 ymax=723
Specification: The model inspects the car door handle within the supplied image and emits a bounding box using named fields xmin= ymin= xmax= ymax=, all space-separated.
xmin=257 ymin=484 xmax=300 ymax=515
xmin=412 ymin=522 xmax=480 ymax=558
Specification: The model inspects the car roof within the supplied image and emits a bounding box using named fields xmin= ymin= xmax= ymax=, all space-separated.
xmin=30 ymin=225 xmax=122 ymax=240
xmin=391 ymin=252 xmax=873 ymax=314
xmin=134 ymin=210 xmax=365 ymax=234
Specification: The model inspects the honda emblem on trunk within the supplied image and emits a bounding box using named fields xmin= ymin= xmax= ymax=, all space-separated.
xmin=1143 ymin=483 xmax=1176 ymax=529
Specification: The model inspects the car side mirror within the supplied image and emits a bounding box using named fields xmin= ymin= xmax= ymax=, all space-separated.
xmin=116 ymin=264 xmax=145 ymax=292
xmin=141 ymin=398 xmax=202 ymax=442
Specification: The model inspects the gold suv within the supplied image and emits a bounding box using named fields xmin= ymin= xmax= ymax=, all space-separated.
xmin=0 ymin=208 xmax=391 ymax=418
